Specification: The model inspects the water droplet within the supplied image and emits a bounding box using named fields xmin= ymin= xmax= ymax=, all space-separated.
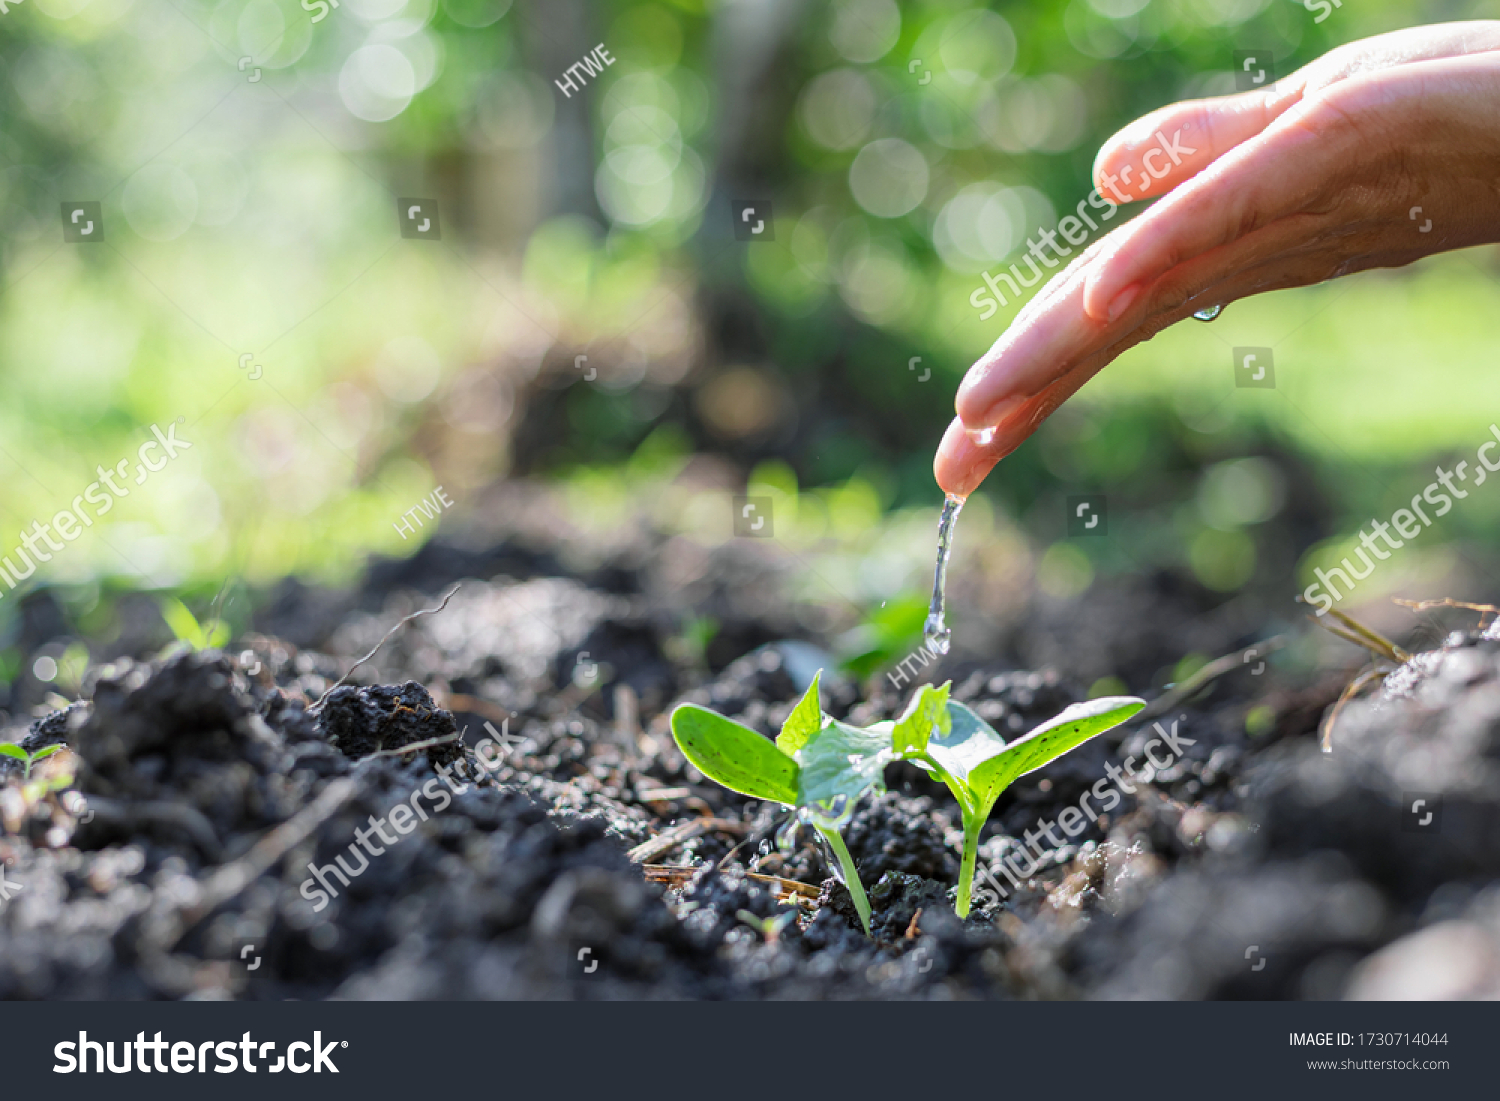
xmin=757 ymin=839 xmax=772 ymax=857
xmin=1192 ymin=304 xmax=1223 ymax=321
xmin=814 ymin=831 xmax=844 ymax=884
xmin=924 ymin=493 xmax=965 ymax=656
xmin=808 ymin=793 xmax=852 ymax=828
xmin=776 ymin=815 xmax=802 ymax=856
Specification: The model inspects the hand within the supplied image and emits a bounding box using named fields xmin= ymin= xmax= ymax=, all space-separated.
xmin=935 ymin=21 xmax=1500 ymax=497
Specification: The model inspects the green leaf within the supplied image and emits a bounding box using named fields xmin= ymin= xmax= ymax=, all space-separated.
xmin=925 ymin=701 xmax=1009 ymax=794
xmin=159 ymin=597 xmax=205 ymax=649
xmin=671 ymin=704 xmax=799 ymax=805
xmin=33 ymin=744 xmax=64 ymax=761
xmin=969 ymin=696 xmax=1145 ymax=813
xmin=794 ymin=719 xmax=892 ymax=810
xmin=890 ymin=681 xmax=951 ymax=758
xmin=0 ymin=744 xmax=27 ymax=761
xmin=775 ymin=670 xmax=824 ymax=756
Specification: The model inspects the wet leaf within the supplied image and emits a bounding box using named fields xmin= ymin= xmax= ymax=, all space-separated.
xmin=969 ymin=696 xmax=1144 ymax=813
xmin=925 ymin=701 xmax=1009 ymax=789
xmin=890 ymin=681 xmax=950 ymax=757
xmin=795 ymin=719 xmax=892 ymax=811
xmin=775 ymin=670 xmax=824 ymax=756
xmin=670 ymin=704 xmax=799 ymax=805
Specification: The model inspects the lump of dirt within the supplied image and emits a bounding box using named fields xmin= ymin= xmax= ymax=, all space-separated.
xmin=72 ymin=651 xmax=279 ymax=797
xmin=317 ymin=681 xmax=463 ymax=767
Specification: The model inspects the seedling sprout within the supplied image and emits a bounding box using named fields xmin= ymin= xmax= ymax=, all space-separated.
xmin=0 ymin=742 xmax=65 ymax=782
xmin=671 ymin=673 xmax=1143 ymax=932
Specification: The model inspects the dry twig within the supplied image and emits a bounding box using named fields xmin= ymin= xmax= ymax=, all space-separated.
xmin=311 ymin=585 xmax=461 ymax=711
xmin=746 ymin=872 xmax=820 ymax=900
xmin=174 ymin=775 xmax=360 ymax=943
xmin=1318 ymin=666 xmax=1389 ymax=754
xmin=355 ymin=732 xmax=462 ymax=762
xmin=627 ymin=817 xmax=748 ymax=864
xmin=1137 ymin=636 xmax=1286 ymax=721
xmin=1393 ymin=597 xmax=1500 ymax=629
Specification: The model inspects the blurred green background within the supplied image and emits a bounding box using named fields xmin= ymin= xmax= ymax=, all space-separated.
xmin=1 ymin=0 xmax=1498 ymax=678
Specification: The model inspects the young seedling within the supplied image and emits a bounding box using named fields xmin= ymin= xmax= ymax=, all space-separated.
xmin=736 ymin=909 xmax=798 ymax=944
xmin=870 ymin=683 xmax=1144 ymax=917
xmin=672 ymin=672 xmax=1144 ymax=930
xmin=672 ymin=672 xmax=884 ymax=934
xmin=158 ymin=596 xmax=231 ymax=652
xmin=0 ymin=742 xmax=65 ymax=781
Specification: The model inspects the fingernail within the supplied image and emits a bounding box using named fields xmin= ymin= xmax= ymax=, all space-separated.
xmin=972 ymin=394 xmax=1025 ymax=436
xmin=1107 ymin=284 xmax=1142 ymax=323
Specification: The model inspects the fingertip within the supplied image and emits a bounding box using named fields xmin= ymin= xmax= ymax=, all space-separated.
xmin=1080 ymin=270 xmax=1115 ymax=324
xmin=1105 ymin=283 xmax=1143 ymax=324
xmin=954 ymin=363 xmax=999 ymax=430
xmin=934 ymin=417 xmax=1001 ymax=498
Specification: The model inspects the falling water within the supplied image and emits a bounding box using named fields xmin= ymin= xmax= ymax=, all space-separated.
xmin=749 ymin=838 xmax=772 ymax=872
xmin=923 ymin=493 xmax=966 ymax=656
xmin=775 ymin=814 xmax=802 ymax=857
xmin=1192 ymin=304 xmax=1223 ymax=321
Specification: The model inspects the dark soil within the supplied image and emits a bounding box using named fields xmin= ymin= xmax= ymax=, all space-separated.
xmin=3 ymin=504 xmax=1499 ymax=1000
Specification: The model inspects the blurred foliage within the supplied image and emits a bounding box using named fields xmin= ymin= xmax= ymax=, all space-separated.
xmin=0 ymin=0 xmax=1497 ymax=665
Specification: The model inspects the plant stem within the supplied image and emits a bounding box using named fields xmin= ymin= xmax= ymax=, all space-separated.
xmin=816 ymin=824 xmax=872 ymax=936
xmin=955 ymin=812 xmax=980 ymax=920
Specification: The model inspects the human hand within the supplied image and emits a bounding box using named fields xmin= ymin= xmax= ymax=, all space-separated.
xmin=935 ymin=21 xmax=1500 ymax=497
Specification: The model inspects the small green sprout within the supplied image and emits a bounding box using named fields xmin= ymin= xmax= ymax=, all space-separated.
xmin=736 ymin=909 xmax=797 ymax=943
xmin=673 ymin=672 xmax=881 ymax=934
xmin=671 ymin=672 xmax=1144 ymax=931
xmin=871 ymin=684 xmax=1144 ymax=918
xmin=159 ymin=597 xmax=232 ymax=652
xmin=0 ymin=742 xmax=65 ymax=781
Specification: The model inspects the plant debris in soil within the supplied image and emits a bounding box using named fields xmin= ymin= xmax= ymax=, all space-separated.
xmin=5 ymin=529 xmax=1500 ymax=1000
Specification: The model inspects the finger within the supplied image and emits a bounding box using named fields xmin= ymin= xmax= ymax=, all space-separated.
xmin=955 ymin=209 xmax=1356 ymax=435
xmin=934 ymin=417 xmax=1000 ymax=498
xmin=1084 ymin=33 xmax=1500 ymax=322
xmin=936 ymin=362 xmax=1098 ymax=497
xmin=1091 ymin=91 xmax=1297 ymax=206
xmin=938 ymin=238 xmax=1382 ymax=498
xmin=955 ymin=260 xmax=1099 ymax=430
xmin=1080 ymin=100 xmax=1359 ymax=324
xmin=1090 ymin=21 xmax=1500 ymax=212
xmin=967 ymin=241 xmax=1381 ymax=472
